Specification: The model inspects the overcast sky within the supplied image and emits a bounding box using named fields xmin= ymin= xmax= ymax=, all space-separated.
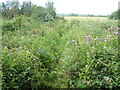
xmin=1 ymin=0 xmax=119 ymax=15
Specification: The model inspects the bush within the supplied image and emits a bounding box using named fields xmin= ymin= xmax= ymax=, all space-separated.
xmin=2 ymin=18 xmax=119 ymax=88
xmin=2 ymin=16 xmax=31 ymax=32
xmin=108 ymin=9 xmax=120 ymax=20
xmin=2 ymin=17 xmax=22 ymax=31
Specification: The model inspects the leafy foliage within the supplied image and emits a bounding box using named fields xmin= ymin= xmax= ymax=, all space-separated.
xmin=2 ymin=17 xmax=22 ymax=31
xmin=2 ymin=16 xmax=119 ymax=89
xmin=1 ymin=0 xmax=56 ymax=21
xmin=108 ymin=9 xmax=120 ymax=20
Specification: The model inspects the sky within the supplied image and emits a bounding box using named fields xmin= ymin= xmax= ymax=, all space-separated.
xmin=1 ymin=0 xmax=119 ymax=15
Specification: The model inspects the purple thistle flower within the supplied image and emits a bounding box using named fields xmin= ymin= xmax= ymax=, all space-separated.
xmin=106 ymin=35 xmax=111 ymax=39
xmin=33 ymin=59 xmax=37 ymax=60
xmin=94 ymin=38 xmax=98 ymax=40
xmin=76 ymin=72 xmax=79 ymax=74
xmin=113 ymin=31 xmax=118 ymax=35
xmin=85 ymin=35 xmax=91 ymax=38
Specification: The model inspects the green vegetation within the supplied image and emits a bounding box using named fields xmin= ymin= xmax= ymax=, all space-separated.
xmin=1 ymin=0 xmax=120 ymax=89
xmin=1 ymin=0 xmax=56 ymax=21
xmin=2 ymin=16 xmax=119 ymax=88
xmin=108 ymin=9 xmax=120 ymax=20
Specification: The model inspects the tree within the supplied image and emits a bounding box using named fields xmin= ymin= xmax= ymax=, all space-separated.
xmin=69 ymin=13 xmax=78 ymax=16
xmin=1 ymin=0 xmax=57 ymax=22
xmin=10 ymin=1 xmax=20 ymax=17
xmin=31 ymin=5 xmax=46 ymax=20
xmin=108 ymin=9 xmax=120 ymax=20
xmin=20 ymin=1 xmax=32 ymax=17
xmin=45 ymin=1 xmax=56 ymax=19
xmin=1 ymin=1 xmax=12 ymax=19
xmin=1 ymin=2 xmax=7 ymax=17
xmin=2 ymin=0 xmax=20 ymax=19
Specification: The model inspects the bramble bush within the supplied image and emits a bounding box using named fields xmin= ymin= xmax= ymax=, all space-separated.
xmin=2 ymin=16 xmax=32 ymax=33
xmin=2 ymin=17 xmax=120 ymax=88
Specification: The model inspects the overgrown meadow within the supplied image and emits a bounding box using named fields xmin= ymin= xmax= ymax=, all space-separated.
xmin=2 ymin=16 xmax=120 ymax=88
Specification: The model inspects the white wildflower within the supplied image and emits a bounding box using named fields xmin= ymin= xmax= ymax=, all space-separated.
xmin=18 ymin=47 xmax=23 ymax=49
xmin=104 ymin=76 xmax=110 ymax=81
xmin=26 ymin=51 xmax=30 ymax=54
xmin=21 ymin=36 xmax=24 ymax=39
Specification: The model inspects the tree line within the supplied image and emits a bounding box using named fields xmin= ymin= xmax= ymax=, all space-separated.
xmin=1 ymin=0 xmax=56 ymax=21
xmin=1 ymin=0 xmax=119 ymax=21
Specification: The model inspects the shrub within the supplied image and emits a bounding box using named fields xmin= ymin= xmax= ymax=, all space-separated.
xmin=2 ymin=18 xmax=119 ymax=88
xmin=2 ymin=16 xmax=31 ymax=32
xmin=2 ymin=17 xmax=22 ymax=31
xmin=108 ymin=9 xmax=120 ymax=20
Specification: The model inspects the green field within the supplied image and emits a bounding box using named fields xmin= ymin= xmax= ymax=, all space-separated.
xmin=2 ymin=16 xmax=119 ymax=88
